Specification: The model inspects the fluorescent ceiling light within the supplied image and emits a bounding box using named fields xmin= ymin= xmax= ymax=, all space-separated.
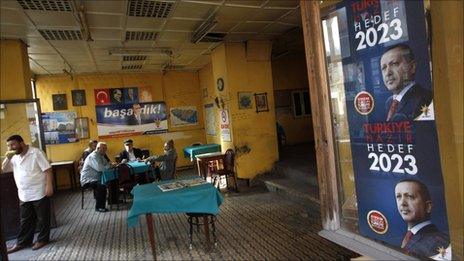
xmin=191 ymin=16 xmax=218 ymax=44
xmin=108 ymin=48 xmax=172 ymax=56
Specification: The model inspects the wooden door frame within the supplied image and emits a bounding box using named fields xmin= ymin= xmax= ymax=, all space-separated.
xmin=299 ymin=0 xmax=340 ymax=231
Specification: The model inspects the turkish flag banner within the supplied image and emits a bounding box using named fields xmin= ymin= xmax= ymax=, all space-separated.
xmin=95 ymin=89 xmax=110 ymax=105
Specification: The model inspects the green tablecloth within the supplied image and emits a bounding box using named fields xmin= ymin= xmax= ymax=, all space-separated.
xmin=183 ymin=144 xmax=221 ymax=161
xmin=101 ymin=161 xmax=152 ymax=185
xmin=127 ymin=176 xmax=224 ymax=227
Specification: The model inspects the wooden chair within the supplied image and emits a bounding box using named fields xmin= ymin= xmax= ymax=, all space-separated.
xmin=81 ymin=183 xmax=94 ymax=209
xmin=171 ymin=156 xmax=178 ymax=179
xmin=211 ymin=149 xmax=239 ymax=192
xmin=117 ymin=163 xmax=136 ymax=204
xmin=186 ymin=213 xmax=217 ymax=250
xmin=78 ymin=160 xmax=94 ymax=209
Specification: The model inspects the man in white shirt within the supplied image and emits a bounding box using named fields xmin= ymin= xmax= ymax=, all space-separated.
xmin=1 ymin=135 xmax=53 ymax=253
xmin=80 ymin=142 xmax=116 ymax=212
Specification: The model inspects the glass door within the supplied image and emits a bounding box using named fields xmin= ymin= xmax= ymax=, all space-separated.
xmin=0 ymin=99 xmax=45 ymax=160
xmin=322 ymin=10 xmax=358 ymax=233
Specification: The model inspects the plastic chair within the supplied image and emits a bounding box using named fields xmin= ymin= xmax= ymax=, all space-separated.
xmin=211 ymin=149 xmax=239 ymax=192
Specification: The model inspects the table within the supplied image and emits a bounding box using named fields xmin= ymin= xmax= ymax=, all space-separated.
xmin=51 ymin=160 xmax=76 ymax=191
xmin=127 ymin=176 xmax=223 ymax=259
xmin=183 ymin=144 xmax=221 ymax=161
xmin=101 ymin=161 xmax=152 ymax=185
xmin=195 ymin=152 xmax=225 ymax=180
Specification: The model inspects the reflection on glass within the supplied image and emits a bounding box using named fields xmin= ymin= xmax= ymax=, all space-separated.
xmin=0 ymin=101 xmax=45 ymax=161
xmin=323 ymin=11 xmax=358 ymax=233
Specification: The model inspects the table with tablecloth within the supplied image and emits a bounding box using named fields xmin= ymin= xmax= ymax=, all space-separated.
xmin=101 ymin=161 xmax=153 ymax=185
xmin=183 ymin=144 xmax=221 ymax=161
xmin=127 ymin=176 xmax=224 ymax=258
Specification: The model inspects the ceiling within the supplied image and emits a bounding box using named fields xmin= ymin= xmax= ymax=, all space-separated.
xmin=0 ymin=0 xmax=303 ymax=75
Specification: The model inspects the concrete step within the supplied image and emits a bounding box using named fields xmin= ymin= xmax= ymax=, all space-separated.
xmin=261 ymin=176 xmax=320 ymax=207
xmin=272 ymin=161 xmax=318 ymax=187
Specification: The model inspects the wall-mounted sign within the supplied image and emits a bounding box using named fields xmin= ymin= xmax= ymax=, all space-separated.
xmin=204 ymin=104 xmax=216 ymax=136
xmin=219 ymin=109 xmax=231 ymax=142
xmin=95 ymin=102 xmax=167 ymax=138
xmin=334 ymin=0 xmax=450 ymax=260
xmin=170 ymin=106 xmax=198 ymax=127
xmin=42 ymin=111 xmax=77 ymax=144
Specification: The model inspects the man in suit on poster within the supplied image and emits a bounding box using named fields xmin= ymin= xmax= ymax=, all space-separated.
xmin=380 ymin=44 xmax=432 ymax=121
xmin=127 ymin=103 xmax=144 ymax=125
xmin=394 ymin=179 xmax=450 ymax=259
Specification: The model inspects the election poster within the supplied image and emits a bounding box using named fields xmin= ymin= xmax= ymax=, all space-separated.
xmin=42 ymin=111 xmax=77 ymax=144
xmin=95 ymin=102 xmax=168 ymax=138
xmin=332 ymin=0 xmax=451 ymax=259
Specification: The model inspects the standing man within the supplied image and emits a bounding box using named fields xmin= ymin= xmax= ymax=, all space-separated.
xmin=394 ymin=179 xmax=450 ymax=259
xmin=80 ymin=142 xmax=117 ymax=212
xmin=145 ymin=140 xmax=177 ymax=181
xmin=380 ymin=44 xmax=432 ymax=121
xmin=1 ymin=135 xmax=53 ymax=253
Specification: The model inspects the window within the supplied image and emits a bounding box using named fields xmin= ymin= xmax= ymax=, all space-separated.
xmin=291 ymin=90 xmax=311 ymax=117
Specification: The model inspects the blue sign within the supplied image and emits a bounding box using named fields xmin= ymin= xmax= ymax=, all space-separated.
xmin=95 ymin=102 xmax=168 ymax=138
xmin=334 ymin=0 xmax=450 ymax=259
xmin=42 ymin=111 xmax=77 ymax=144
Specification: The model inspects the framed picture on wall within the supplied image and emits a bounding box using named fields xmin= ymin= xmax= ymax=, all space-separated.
xmin=72 ymin=90 xmax=86 ymax=106
xmin=75 ymin=117 xmax=90 ymax=139
xmin=52 ymin=94 xmax=68 ymax=111
xmin=254 ymin=92 xmax=269 ymax=113
xmin=238 ymin=92 xmax=253 ymax=109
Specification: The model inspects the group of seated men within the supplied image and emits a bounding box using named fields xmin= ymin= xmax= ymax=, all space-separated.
xmin=79 ymin=139 xmax=177 ymax=212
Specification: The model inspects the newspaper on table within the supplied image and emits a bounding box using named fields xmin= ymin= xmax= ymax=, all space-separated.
xmin=157 ymin=177 xmax=208 ymax=192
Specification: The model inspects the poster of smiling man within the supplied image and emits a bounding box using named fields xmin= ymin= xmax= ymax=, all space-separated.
xmin=329 ymin=0 xmax=451 ymax=259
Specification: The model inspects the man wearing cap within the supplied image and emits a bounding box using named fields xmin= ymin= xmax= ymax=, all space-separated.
xmin=145 ymin=140 xmax=177 ymax=181
xmin=118 ymin=139 xmax=143 ymax=163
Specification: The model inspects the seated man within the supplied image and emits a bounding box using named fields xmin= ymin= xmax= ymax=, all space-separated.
xmin=118 ymin=139 xmax=143 ymax=163
xmin=145 ymin=140 xmax=177 ymax=181
xmin=82 ymin=140 xmax=98 ymax=161
xmin=80 ymin=142 xmax=118 ymax=212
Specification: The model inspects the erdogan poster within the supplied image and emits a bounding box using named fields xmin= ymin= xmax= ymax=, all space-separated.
xmin=95 ymin=102 xmax=168 ymax=138
xmin=332 ymin=0 xmax=451 ymax=259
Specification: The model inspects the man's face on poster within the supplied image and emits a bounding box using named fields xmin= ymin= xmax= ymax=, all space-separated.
xmin=380 ymin=47 xmax=416 ymax=94
xmin=133 ymin=104 xmax=142 ymax=116
xmin=128 ymin=88 xmax=134 ymax=100
xmin=395 ymin=181 xmax=432 ymax=226
xmin=113 ymin=89 xmax=122 ymax=102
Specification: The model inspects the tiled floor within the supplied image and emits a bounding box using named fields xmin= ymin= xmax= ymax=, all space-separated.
xmin=7 ymin=170 xmax=358 ymax=260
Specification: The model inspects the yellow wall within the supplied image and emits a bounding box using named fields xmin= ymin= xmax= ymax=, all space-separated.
xmin=201 ymin=42 xmax=278 ymax=179
xmin=36 ymin=71 xmax=206 ymax=189
xmin=271 ymin=55 xmax=314 ymax=145
xmin=431 ymin=1 xmax=463 ymax=259
xmin=0 ymin=40 xmax=32 ymax=100
xmin=199 ymin=63 xmax=221 ymax=145
xmin=0 ymin=40 xmax=33 ymax=157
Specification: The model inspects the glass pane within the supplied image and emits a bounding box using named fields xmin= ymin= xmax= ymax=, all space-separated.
xmin=0 ymin=101 xmax=44 ymax=160
xmin=303 ymin=91 xmax=311 ymax=115
xmin=293 ymin=92 xmax=302 ymax=116
xmin=323 ymin=13 xmax=358 ymax=233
